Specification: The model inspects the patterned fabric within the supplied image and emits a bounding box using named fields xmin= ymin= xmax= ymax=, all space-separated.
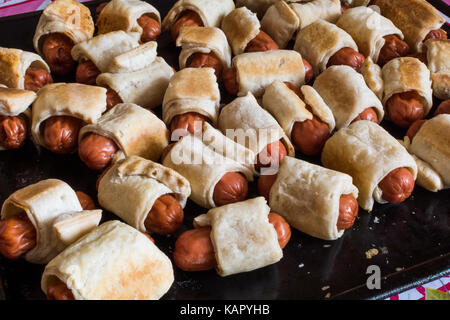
xmin=388 ymin=276 xmax=450 ymax=300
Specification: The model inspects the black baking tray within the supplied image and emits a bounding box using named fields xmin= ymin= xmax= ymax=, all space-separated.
xmin=0 ymin=0 xmax=449 ymax=300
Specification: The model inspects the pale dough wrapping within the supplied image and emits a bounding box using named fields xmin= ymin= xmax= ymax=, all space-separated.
xmin=260 ymin=1 xmax=299 ymax=48
xmin=406 ymin=114 xmax=450 ymax=189
xmin=176 ymin=26 xmax=232 ymax=69
xmin=262 ymin=81 xmax=335 ymax=140
xmin=0 ymin=86 xmax=36 ymax=116
xmin=97 ymin=0 xmax=161 ymax=36
xmin=0 ymin=47 xmax=50 ymax=90
xmin=235 ymin=0 xmax=281 ymax=18
xmin=162 ymin=122 xmax=255 ymax=208
xmin=162 ymin=0 xmax=235 ymax=31
xmin=98 ymin=156 xmax=191 ymax=232
xmin=41 ymin=220 xmax=174 ymax=300
xmin=293 ymin=20 xmax=358 ymax=76
xmin=33 ymin=0 xmax=94 ymax=55
xmin=336 ymin=6 xmax=403 ymax=63
xmin=313 ymin=65 xmax=384 ymax=129
xmin=107 ymin=41 xmax=157 ymax=73
xmin=96 ymin=56 xmax=174 ymax=109
xmin=79 ymin=103 xmax=169 ymax=163
xmin=217 ymin=92 xmax=295 ymax=162
xmin=361 ymin=56 xmax=384 ymax=100
xmin=233 ymin=49 xmax=306 ymax=97
xmin=269 ymin=156 xmax=358 ymax=240
xmin=381 ymin=57 xmax=433 ymax=117
xmin=193 ymin=197 xmax=282 ymax=277
xmin=289 ymin=0 xmax=341 ymax=29
xmin=162 ymin=67 xmax=220 ymax=127
xmin=321 ymin=120 xmax=417 ymax=212
xmin=31 ymin=83 xmax=107 ymax=150
xmin=71 ymin=30 xmax=140 ymax=72
xmin=375 ymin=0 xmax=445 ymax=53
xmin=424 ymin=39 xmax=450 ymax=100
xmin=1 ymin=179 xmax=82 ymax=264
xmin=221 ymin=7 xmax=261 ymax=56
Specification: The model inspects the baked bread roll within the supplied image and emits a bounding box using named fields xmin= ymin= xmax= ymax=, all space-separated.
xmin=374 ymin=0 xmax=446 ymax=53
xmin=0 ymin=86 xmax=35 ymax=118
xmin=321 ymin=121 xmax=417 ymax=212
xmin=71 ymin=30 xmax=140 ymax=73
xmin=381 ymin=57 xmax=433 ymax=117
xmin=217 ymin=91 xmax=295 ymax=163
xmin=41 ymin=220 xmax=174 ymax=300
xmin=96 ymin=43 xmax=174 ymax=109
xmin=176 ymin=26 xmax=231 ymax=70
xmin=361 ymin=57 xmax=384 ymax=100
xmin=221 ymin=7 xmax=261 ymax=56
xmin=31 ymin=83 xmax=107 ymax=150
xmin=336 ymin=6 xmax=403 ymax=64
xmin=424 ymin=39 xmax=450 ymax=100
xmin=313 ymin=65 xmax=384 ymax=129
xmin=162 ymin=68 xmax=220 ymax=129
xmin=97 ymin=0 xmax=161 ymax=36
xmin=162 ymin=122 xmax=255 ymax=208
xmin=33 ymin=0 xmax=94 ymax=56
xmin=261 ymin=0 xmax=341 ymax=48
xmin=232 ymin=49 xmax=306 ymax=97
xmin=403 ymin=114 xmax=450 ymax=191
xmin=193 ymin=197 xmax=282 ymax=276
xmin=97 ymin=156 xmax=190 ymax=232
xmin=293 ymin=20 xmax=358 ymax=76
xmin=262 ymin=81 xmax=335 ymax=137
xmin=268 ymin=156 xmax=358 ymax=240
xmin=79 ymin=103 xmax=169 ymax=163
xmin=0 ymin=48 xmax=50 ymax=89
xmin=1 ymin=179 xmax=83 ymax=264
xmin=162 ymin=0 xmax=235 ymax=31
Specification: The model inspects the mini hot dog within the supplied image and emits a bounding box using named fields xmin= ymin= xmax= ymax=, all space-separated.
xmin=377 ymin=35 xmax=410 ymax=67
xmin=96 ymin=0 xmax=162 ymax=43
xmin=423 ymin=39 xmax=450 ymax=100
xmin=212 ymin=172 xmax=249 ymax=207
xmin=42 ymin=116 xmax=83 ymax=154
xmin=33 ymin=0 xmax=95 ymax=76
xmin=170 ymin=112 xmax=209 ymax=138
xmin=0 ymin=115 xmax=28 ymax=150
xmin=381 ymin=57 xmax=433 ymax=128
xmin=0 ymin=212 xmax=37 ymax=260
xmin=175 ymin=26 xmax=232 ymax=79
xmin=97 ymin=156 xmax=190 ymax=235
xmin=434 ymin=100 xmax=450 ymax=116
xmin=24 ymin=67 xmax=53 ymax=92
xmin=170 ymin=10 xmax=204 ymax=41
xmin=78 ymin=103 xmax=169 ymax=171
xmin=75 ymin=191 xmax=96 ymax=210
xmin=322 ymin=120 xmax=417 ymax=212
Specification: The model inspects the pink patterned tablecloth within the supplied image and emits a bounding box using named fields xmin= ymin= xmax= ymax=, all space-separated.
xmin=0 ymin=0 xmax=449 ymax=301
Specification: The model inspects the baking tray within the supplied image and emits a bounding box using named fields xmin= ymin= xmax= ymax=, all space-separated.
xmin=0 ymin=0 xmax=449 ymax=300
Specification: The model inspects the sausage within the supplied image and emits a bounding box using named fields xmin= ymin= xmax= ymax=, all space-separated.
xmin=105 ymin=87 xmax=123 ymax=110
xmin=303 ymin=58 xmax=314 ymax=84
xmin=144 ymin=194 xmax=184 ymax=235
xmin=186 ymin=52 xmax=224 ymax=79
xmin=0 ymin=212 xmax=36 ymax=260
xmin=0 ymin=115 xmax=27 ymax=150
xmin=75 ymin=191 xmax=96 ymax=210
xmin=336 ymin=194 xmax=359 ymax=231
xmin=351 ymin=107 xmax=379 ymax=124
xmin=213 ymin=172 xmax=248 ymax=206
xmin=42 ymin=116 xmax=83 ymax=154
xmin=378 ymin=167 xmax=415 ymax=203
xmin=46 ymin=278 xmax=74 ymax=300
xmin=244 ymin=30 xmax=279 ymax=53
xmin=326 ymin=47 xmax=365 ymax=73
xmin=424 ymin=29 xmax=448 ymax=41
xmin=255 ymin=140 xmax=287 ymax=171
xmin=257 ymin=173 xmax=278 ymax=201
xmin=223 ymin=66 xmax=239 ymax=96
xmin=78 ymin=133 xmax=119 ymax=171
xmin=434 ymin=99 xmax=450 ymax=116
xmin=405 ymin=119 xmax=426 ymax=141
xmin=268 ymin=212 xmax=291 ymax=249
xmin=137 ymin=15 xmax=161 ymax=43
xmin=291 ymin=113 xmax=330 ymax=156
xmin=283 ymin=81 xmax=304 ymax=99
xmin=377 ymin=35 xmax=410 ymax=67
xmin=386 ymin=90 xmax=424 ymax=128
xmin=160 ymin=143 xmax=175 ymax=163
xmin=41 ymin=33 xmax=76 ymax=76
xmin=75 ymin=60 xmax=101 ymax=85
xmin=171 ymin=10 xmax=203 ymax=41
xmin=170 ymin=112 xmax=209 ymax=140
xmin=24 ymin=67 xmax=53 ymax=92
xmin=173 ymin=227 xmax=216 ymax=271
